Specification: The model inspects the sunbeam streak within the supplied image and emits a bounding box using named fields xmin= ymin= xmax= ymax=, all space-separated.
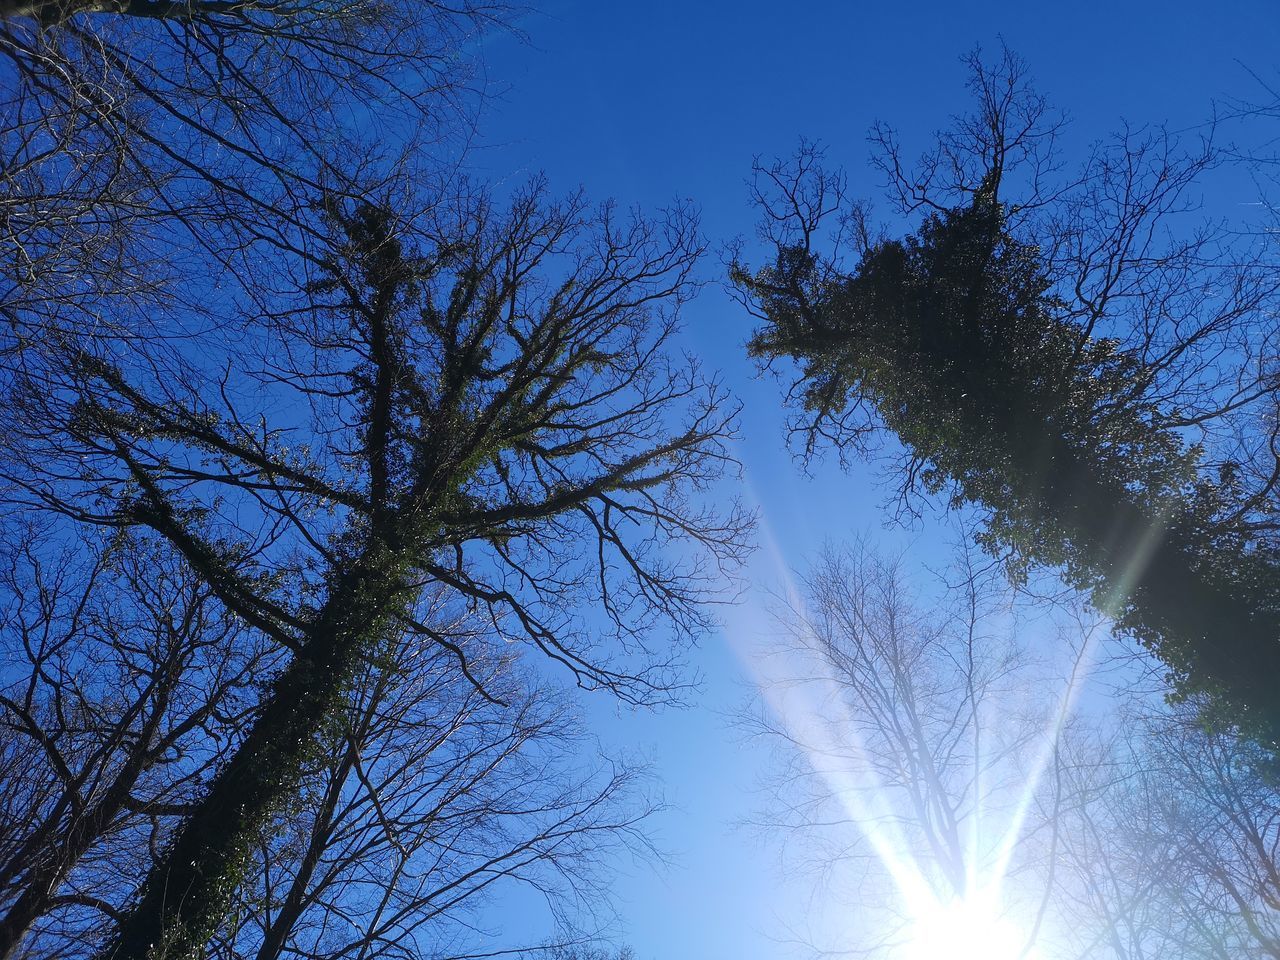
xmin=730 ymin=505 xmax=1097 ymax=957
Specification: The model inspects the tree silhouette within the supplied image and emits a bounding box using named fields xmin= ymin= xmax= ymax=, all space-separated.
xmin=1 ymin=0 xmax=504 ymax=367
xmin=0 ymin=529 xmax=274 ymax=960
xmin=5 ymin=182 xmax=748 ymax=959
xmin=733 ymin=47 xmax=1280 ymax=754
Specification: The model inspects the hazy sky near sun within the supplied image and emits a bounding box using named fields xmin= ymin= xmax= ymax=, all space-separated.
xmin=466 ymin=4 xmax=1280 ymax=958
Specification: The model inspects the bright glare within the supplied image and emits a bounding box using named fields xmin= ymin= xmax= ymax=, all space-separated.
xmin=902 ymin=893 xmax=1033 ymax=960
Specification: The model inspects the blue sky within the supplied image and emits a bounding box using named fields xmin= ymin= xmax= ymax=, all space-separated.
xmin=467 ymin=4 xmax=1280 ymax=958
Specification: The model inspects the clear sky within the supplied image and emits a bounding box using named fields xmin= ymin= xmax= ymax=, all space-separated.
xmin=467 ymin=4 xmax=1280 ymax=958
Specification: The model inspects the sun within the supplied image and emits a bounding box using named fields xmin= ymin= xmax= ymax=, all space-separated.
xmin=901 ymin=892 xmax=1034 ymax=960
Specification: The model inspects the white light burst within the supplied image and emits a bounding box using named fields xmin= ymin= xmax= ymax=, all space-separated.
xmin=901 ymin=890 xmax=1035 ymax=960
xmin=728 ymin=511 xmax=1109 ymax=960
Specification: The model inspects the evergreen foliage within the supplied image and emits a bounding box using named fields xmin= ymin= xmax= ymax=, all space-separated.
xmin=737 ymin=191 xmax=1280 ymax=754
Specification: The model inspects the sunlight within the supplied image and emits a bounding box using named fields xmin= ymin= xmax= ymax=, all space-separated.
xmin=721 ymin=497 xmax=1090 ymax=960
xmin=901 ymin=892 xmax=1034 ymax=960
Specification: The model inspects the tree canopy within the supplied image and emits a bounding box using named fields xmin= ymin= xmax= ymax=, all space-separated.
xmin=1 ymin=179 xmax=749 ymax=958
xmin=733 ymin=50 xmax=1280 ymax=756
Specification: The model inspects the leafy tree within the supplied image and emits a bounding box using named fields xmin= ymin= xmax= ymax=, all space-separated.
xmin=732 ymin=48 xmax=1280 ymax=754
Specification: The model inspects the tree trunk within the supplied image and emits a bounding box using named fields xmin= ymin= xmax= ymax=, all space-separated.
xmin=99 ymin=548 xmax=411 ymax=960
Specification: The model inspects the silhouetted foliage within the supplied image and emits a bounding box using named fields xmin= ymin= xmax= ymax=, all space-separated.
xmin=733 ymin=48 xmax=1280 ymax=755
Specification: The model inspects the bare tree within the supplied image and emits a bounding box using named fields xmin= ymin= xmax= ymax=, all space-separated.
xmin=0 ymin=527 xmax=276 ymax=960
xmin=744 ymin=535 xmax=1280 ymax=960
xmin=1049 ymin=701 xmax=1280 ymax=960
xmin=0 ymin=175 xmax=749 ymax=959
xmin=2 ymin=2 xmax=746 ymax=957
xmin=0 ymin=0 xmax=507 ymax=363
xmin=739 ymin=537 xmax=1081 ymax=957
xmin=543 ymin=945 xmax=636 ymax=960
xmin=207 ymin=594 xmax=658 ymax=960
xmin=0 ymin=536 xmax=659 ymax=960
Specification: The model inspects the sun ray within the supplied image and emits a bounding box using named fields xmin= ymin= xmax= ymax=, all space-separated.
xmin=727 ymin=483 xmax=1102 ymax=958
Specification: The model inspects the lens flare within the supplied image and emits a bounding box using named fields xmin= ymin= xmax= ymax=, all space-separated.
xmin=901 ymin=891 xmax=1034 ymax=960
xmin=726 ymin=495 xmax=1105 ymax=960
